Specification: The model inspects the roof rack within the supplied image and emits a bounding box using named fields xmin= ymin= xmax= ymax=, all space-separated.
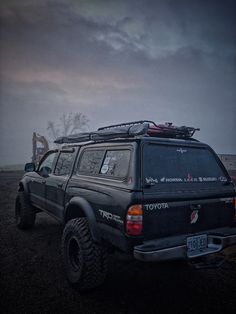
xmin=54 ymin=120 xmax=200 ymax=144
xmin=98 ymin=120 xmax=154 ymax=130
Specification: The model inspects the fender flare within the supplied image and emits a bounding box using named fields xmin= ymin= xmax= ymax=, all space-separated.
xmin=18 ymin=179 xmax=29 ymax=194
xmin=64 ymin=196 xmax=101 ymax=243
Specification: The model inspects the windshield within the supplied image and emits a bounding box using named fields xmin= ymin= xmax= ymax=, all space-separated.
xmin=143 ymin=144 xmax=228 ymax=186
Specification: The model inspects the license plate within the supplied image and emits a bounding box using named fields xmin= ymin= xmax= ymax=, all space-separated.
xmin=187 ymin=234 xmax=208 ymax=252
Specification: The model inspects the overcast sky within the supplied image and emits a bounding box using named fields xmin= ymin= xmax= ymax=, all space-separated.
xmin=0 ymin=0 xmax=236 ymax=165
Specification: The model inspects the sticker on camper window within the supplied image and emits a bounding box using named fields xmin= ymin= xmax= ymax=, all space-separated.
xmin=165 ymin=178 xmax=183 ymax=183
xmin=103 ymin=157 xmax=111 ymax=165
xmin=100 ymin=150 xmax=130 ymax=178
xmin=145 ymin=177 xmax=158 ymax=184
xmin=101 ymin=164 xmax=109 ymax=174
xmin=202 ymin=177 xmax=218 ymax=182
xmin=176 ymin=148 xmax=187 ymax=154
xmin=218 ymin=176 xmax=227 ymax=182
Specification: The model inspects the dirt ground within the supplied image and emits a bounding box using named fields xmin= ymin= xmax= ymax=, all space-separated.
xmin=0 ymin=171 xmax=236 ymax=314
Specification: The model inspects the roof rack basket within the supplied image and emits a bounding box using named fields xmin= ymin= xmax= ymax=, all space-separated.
xmin=54 ymin=120 xmax=200 ymax=144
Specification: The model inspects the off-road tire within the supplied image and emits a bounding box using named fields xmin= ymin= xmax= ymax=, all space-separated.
xmin=62 ymin=218 xmax=108 ymax=291
xmin=15 ymin=192 xmax=36 ymax=229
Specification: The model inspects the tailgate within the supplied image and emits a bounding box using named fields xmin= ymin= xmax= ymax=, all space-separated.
xmin=142 ymin=141 xmax=235 ymax=240
xmin=143 ymin=197 xmax=235 ymax=240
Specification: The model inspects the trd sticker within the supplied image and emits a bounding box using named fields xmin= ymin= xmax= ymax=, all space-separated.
xmin=99 ymin=209 xmax=123 ymax=224
xmin=190 ymin=210 xmax=199 ymax=224
xmin=144 ymin=203 xmax=169 ymax=211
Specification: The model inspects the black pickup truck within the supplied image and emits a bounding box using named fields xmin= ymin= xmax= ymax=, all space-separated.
xmin=15 ymin=121 xmax=236 ymax=290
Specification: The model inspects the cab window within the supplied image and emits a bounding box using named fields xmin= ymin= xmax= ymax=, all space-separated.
xmin=54 ymin=152 xmax=74 ymax=176
xmin=38 ymin=152 xmax=57 ymax=175
xmin=99 ymin=150 xmax=130 ymax=178
xmin=77 ymin=149 xmax=104 ymax=175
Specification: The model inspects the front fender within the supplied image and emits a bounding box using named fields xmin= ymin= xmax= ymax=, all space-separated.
xmin=64 ymin=196 xmax=101 ymax=243
xmin=18 ymin=177 xmax=29 ymax=194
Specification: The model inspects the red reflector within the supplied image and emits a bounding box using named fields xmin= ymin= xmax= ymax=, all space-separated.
xmin=126 ymin=221 xmax=143 ymax=235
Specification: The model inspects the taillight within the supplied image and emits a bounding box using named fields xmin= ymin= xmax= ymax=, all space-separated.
xmin=126 ymin=204 xmax=143 ymax=235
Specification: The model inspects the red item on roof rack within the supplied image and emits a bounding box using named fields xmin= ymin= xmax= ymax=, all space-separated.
xmin=147 ymin=122 xmax=199 ymax=138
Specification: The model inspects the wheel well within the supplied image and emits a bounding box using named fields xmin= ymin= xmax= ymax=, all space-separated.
xmin=65 ymin=204 xmax=86 ymax=223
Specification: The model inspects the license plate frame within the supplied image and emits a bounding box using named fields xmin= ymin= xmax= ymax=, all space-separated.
xmin=187 ymin=234 xmax=208 ymax=252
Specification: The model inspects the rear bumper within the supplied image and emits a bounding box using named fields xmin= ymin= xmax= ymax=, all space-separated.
xmin=134 ymin=227 xmax=236 ymax=262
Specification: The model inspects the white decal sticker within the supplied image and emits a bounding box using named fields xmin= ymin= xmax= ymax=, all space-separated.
xmin=145 ymin=177 xmax=158 ymax=184
xmin=165 ymin=178 xmax=183 ymax=183
xmin=218 ymin=176 xmax=227 ymax=182
xmin=202 ymin=177 xmax=217 ymax=182
xmin=103 ymin=157 xmax=111 ymax=165
xmin=99 ymin=210 xmax=123 ymax=224
xmin=185 ymin=177 xmax=200 ymax=182
xmin=220 ymin=197 xmax=233 ymax=203
xmin=144 ymin=203 xmax=169 ymax=211
xmin=177 ymin=148 xmax=187 ymax=154
xmin=101 ymin=164 xmax=109 ymax=174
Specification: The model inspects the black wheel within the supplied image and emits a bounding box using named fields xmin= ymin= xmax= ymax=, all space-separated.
xmin=15 ymin=192 xmax=36 ymax=229
xmin=62 ymin=218 xmax=108 ymax=291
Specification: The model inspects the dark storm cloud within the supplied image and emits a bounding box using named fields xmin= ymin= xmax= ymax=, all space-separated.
xmin=2 ymin=0 xmax=234 ymax=61
xmin=0 ymin=0 xmax=236 ymax=165
xmin=1 ymin=0 xmax=235 ymax=72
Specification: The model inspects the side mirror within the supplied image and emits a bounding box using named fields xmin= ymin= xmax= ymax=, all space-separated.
xmin=24 ymin=162 xmax=36 ymax=172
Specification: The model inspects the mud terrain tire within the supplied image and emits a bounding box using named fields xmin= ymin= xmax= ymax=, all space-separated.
xmin=62 ymin=218 xmax=108 ymax=291
xmin=15 ymin=192 xmax=36 ymax=229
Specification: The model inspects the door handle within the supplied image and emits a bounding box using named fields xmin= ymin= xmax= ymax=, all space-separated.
xmin=57 ymin=183 xmax=63 ymax=188
xmin=42 ymin=180 xmax=46 ymax=184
